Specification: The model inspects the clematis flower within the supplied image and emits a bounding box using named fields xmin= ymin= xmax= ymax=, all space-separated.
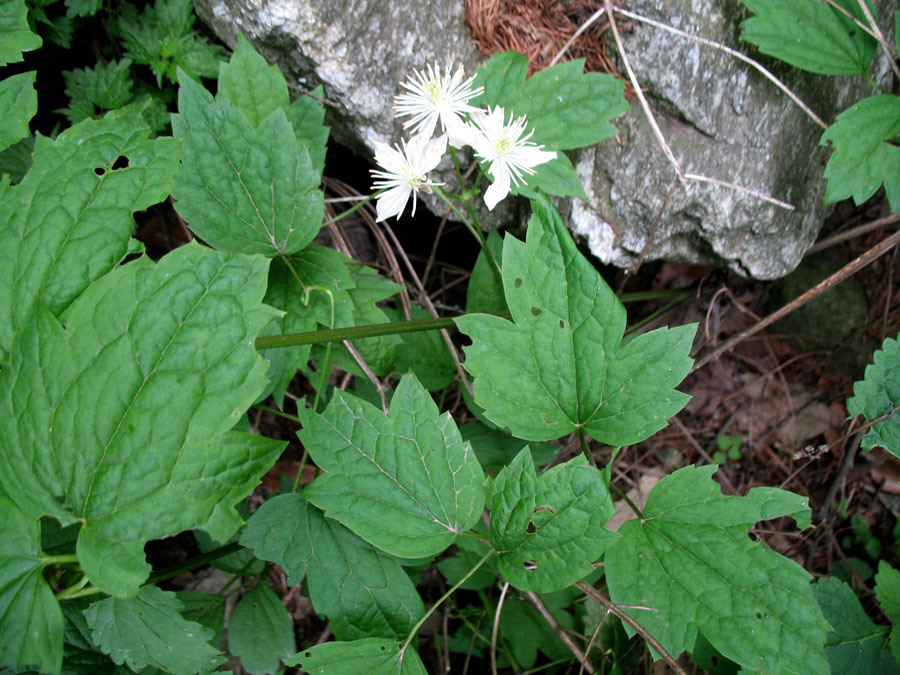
xmin=469 ymin=106 xmax=557 ymax=211
xmin=370 ymin=132 xmax=448 ymax=222
xmin=393 ymin=63 xmax=484 ymax=145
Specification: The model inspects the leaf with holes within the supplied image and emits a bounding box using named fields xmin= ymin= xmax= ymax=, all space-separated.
xmin=847 ymin=332 xmax=900 ymax=457
xmin=0 ymin=243 xmax=285 ymax=597
xmin=241 ymin=494 xmax=424 ymax=641
xmin=0 ymin=103 xmax=179 ymax=361
xmin=821 ymin=95 xmax=900 ymax=213
xmin=489 ymin=449 xmax=615 ymax=592
xmin=741 ymin=0 xmax=877 ymax=75
xmin=300 ymin=373 xmax=485 ymax=559
xmin=83 ymin=585 xmax=223 ymax=674
xmin=456 ymin=194 xmax=695 ymax=444
xmin=605 ymin=465 xmax=829 ymax=674
xmin=171 ymin=69 xmax=324 ymax=256
xmin=285 ymin=639 xmax=427 ymax=675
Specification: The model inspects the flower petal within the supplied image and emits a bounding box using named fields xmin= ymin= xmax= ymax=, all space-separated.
xmin=376 ymin=184 xmax=412 ymax=222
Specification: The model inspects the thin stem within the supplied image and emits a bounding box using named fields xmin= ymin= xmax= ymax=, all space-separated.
xmin=56 ymin=583 xmax=103 ymax=602
xmin=255 ymin=316 xmax=461 ymax=350
xmin=624 ymin=292 xmax=693 ymax=335
xmin=145 ymin=542 xmax=243 ymax=586
xmin=42 ymin=554 xmax=79 ymax=567
xmin=576 ymin=427 xmax=596 ymax=467
xmin=253 ymin=404 xmax=301 ymax=423
xmin=610 ymin=481 xmax=643 ymax=519
xmin=291 ymin=446 xmax=311 ymax=494
xmin=321 ymin=191 xmax=377 ymax=227
xmin=401 ymin=550 xmax=495 ymax=656
xmin=433 ymin=186 xmax=502 ymax=280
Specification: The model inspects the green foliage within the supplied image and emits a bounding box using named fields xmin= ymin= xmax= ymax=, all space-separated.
xmin=299 ymin=374 xmax=486 ymax=558
xmin=83 ymin=585 xmax=223 ymax=673
xmin=875 ymin=562 xmax=900 ymax=662
xmin=0 ymin=71 xmax=36 ymax=152
xmin=847 ymin=332 xmax=900 ymax=457
xmin=228 ymin=583 xmax=296 ymax=674
xmin=741 ymin=0 xmax=877 ymax=75
xmin=0 ymin=0 xmax=42 ymax=66
xmin=606 ymin=466 xmax=829 ymax=673
xmin=285 ymin=638 xmax=427 ymax=674
xmin=812 ymin=577 xmax=896 ymax=673
xmin=59 ymin=59 xmax=134 ymax=125
xmin=456 ymin=194 xmax=695 ymax=443
xmin=472 ymin=50 xmax=629 ymax=199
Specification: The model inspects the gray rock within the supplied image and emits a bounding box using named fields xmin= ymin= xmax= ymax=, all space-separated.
xmin=193 ymin=0 xmax=894 ymax=279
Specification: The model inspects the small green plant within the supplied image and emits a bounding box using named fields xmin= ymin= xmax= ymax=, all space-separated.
xmin=1 ymin=0 xmax=899 ymax=673
xmin=713 ymin=434 xmax=743 ymax=464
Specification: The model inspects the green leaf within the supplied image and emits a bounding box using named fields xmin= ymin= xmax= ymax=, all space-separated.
xmin=218 ymin=35 xmax=290 ymax=129
xmin=284 ymin=639 xmax=427 ymax=675
xmin=0 ymin=71 xmax=36 ymax=153
xmin=59 ymin=59 xmax=134 ymax=125
xmin=821 ymin=95 xmax=900 ymax=213
xmin=301 ymin=373 xmax=485 ymax=558
xmin=466 ymin=230 xmax=506 ymax=315
xmin=116 ymin=0 xmax=221 ymax=85
xmin=473 ymin=51 xmax=627 ymax=149
xmin=471 ymin=52 xmax=627 ymax=198
xmin=490 ymin=449 xmax=615 ymax=592
xmin=84 ymin=585 xmax=224 ymax=674
xmin=176 ymin=591 xmax=226 ymax=647
xmin=0 ymin=134 xmax=34 ymax=183
xmin=847 ymin=332 xmax=900 ymax=457
xmin=65 ymin=0 xmax=101 ymax=18
xmin=242 ymin=494 xmax=425 ymax=641
xmin=0 ymin=0 xmax=42 ymax=66
xmin=875 ymin=561 xmax=900 ymax=663
xmin=287 ymin=86 xmax=330 ymax=176
xmin=0 ymin=492 xmax=64 ymax=674
xmin=456 ymin=194 xmax=695 ymax=443
xmin=0 ymin=104 xmax=179 ymax=361
xmin=741 ymin=0 xmax=877 ymax=75
xmin=459 ymin=422 xmax=557 ymax=473
xmin=172 ymin=71 xmax=324 ymax=256
xmin=812 ymin=577 xmax=895 ymax=674
xmin=228 ymin=584 xmax=296 ymax=674
xmin=606 ymin=465 xmax=829 ymax=674
xmin=0 ymin=243 xmax=285 ymax=596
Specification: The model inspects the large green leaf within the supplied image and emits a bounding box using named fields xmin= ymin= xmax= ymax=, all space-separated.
xmin=456 ymin=194 xmax=695 ymax=444
xmin=0 ymin=71 xmax=37 ymax=153
xmin=228 ymin=583 xmax=296 ymax=674
xmin=0 ymin=243 xmax=285 ymax=597
xmin=0 ymin=0 xmax=42 ymax=66
xmin=171 ymin=71 xmax=324 ymax=256
xmin=218 ymin=35 xmax=289 ymax=129
xmin=490 ymin=449 xmax=615 ymax=592
xmin=847 ymin=332 xmax=900 ymax=457
xmin=287 ymin=86 xmax=330 ymax=176
xmin=83 ymin=585 xmax=223 ymax=673
xmin=284 ymin=638 xmax=427 ymax=675
xmin=821 ymin=95 xmax=900 ymax=215
xmin=606 ymin=465 xmax=829 ymax=674
xmin=875 ymin=562 xmax=900 ymax=663
xmin=812 ymin=577 xmax=895 ymax=674
xmin=300 ymin=374 xmax=485 ymax=558
xmin=741 ymin=0 xmax=877 ymax=75
xmin=388 ymin=304 xmax=455 ymax=391
xmin=241 ymin=495 xmax=424 ymax=641
xmin=0 ymin=492 xmax=64 ymax=674
xmin=0 ymin=104 xmax=179 ymax=361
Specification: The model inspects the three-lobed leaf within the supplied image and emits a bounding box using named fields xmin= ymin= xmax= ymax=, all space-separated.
xmin=456 ymin=194 xmax=695 ymax=444
xmin=605 ymin=465 xmax=829 ymax=674
xmin=0 ymin=243 xmax=285 ymax=597
xmin=228 ymin=583 xmax=296 ymax=674
xmin=83 ymin=585 xmax=223 ymax=674
xmin=490 ymin=449 xmax=616 ymax=592
xmin=0 ymin=104 xmax=179 ymax=361
xmin=171 ymin=69 xmax=324 ymax=256
xmin=300 ymin=373 xmax=485 ymax=559
xmin=847 ymin=331 xmax=900 ymax=457
xmin=241 ymin=494 xmax=425 ymax=641
xmin=741 ymin=0 xmax=877 ymax=75
xmin=821 ymin=95 xmax=900 ymax=213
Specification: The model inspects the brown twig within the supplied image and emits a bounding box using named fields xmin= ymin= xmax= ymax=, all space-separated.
xmin=575 ymin=582 xmax=687 ymax=675
xmin=692 ymin=229 xmax=900 ymax=373
xmin=491 ymin=581 xmax=511 ymax=675
xmin=526 ymin=591 xmax=595 ymax=674
xmin=806 ymin=213 xmax=900 ymax=254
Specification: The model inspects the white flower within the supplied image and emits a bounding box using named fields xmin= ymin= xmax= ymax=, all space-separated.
xmin=393 ymin=63 xmax=484 ymax=145
xmin=370 ymin=132 xmax=448 ymax=222
xmin=469 ymin=106 xmax=557 ymax=210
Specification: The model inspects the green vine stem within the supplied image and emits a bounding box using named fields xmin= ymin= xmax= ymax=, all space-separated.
xmin=41 ymin=554 xmax=79 ymax=568
xmin=256 ymin=315 xmax=462 ymax=350
xmin=145 ymin=542 xmax=244 ymax=586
